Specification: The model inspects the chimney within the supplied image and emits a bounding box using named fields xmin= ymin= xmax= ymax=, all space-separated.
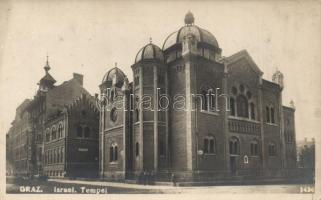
xmin=73 ymin=73 xmax=83 ymax=86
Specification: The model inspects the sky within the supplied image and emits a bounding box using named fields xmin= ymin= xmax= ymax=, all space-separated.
xmin=0 ymin=0 xmax=320 ymax=141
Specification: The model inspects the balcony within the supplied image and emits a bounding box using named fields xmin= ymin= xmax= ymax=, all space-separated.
xmin=228 ymin=117 xmax=260 ymax=135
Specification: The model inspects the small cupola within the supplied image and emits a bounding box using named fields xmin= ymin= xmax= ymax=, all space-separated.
xmin=135 ymin=38 xmax=164 ymax=64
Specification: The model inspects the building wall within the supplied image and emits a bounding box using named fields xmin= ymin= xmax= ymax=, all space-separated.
xmin=66 ymin=95 xmax=99 ymax=178
xmin=283 ymin=106 xmax=297 ymax=169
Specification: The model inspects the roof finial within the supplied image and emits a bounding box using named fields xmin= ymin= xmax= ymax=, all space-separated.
xmin=149 ymin=37 xmax=152 ymax=44
xmin=115 ymin=62 xmax=117 ymax=68
xmin=44 ymin=53 xmax=50 ymax=73
xmin=185 ymin=10 xmax=195 ymax=26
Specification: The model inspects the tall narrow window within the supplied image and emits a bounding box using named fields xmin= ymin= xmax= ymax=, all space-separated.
xmin=51 ymin=127 xmax=57 ymax=140
xmin=114 ymin=146 xmax=118 ymax=161
xmin=266 ymin=107 xmax=270 ymax=122
xmin=230 ymin=98 xmax=236 ymax=116
xmin=58 ymin=123 xmax=63 ymax=138
xmin=271 ymin=107 xmax=275 ymax=123
xmin=110 ymin=143 xmax=118 ymax=162
xmin=46 ymin=130 xmax=50 ymax=142
xmin=250 ymin=103 xmax=255 ymax=120
xmin=135 ymin=142 xmax=139 ymax=157
xmin=229 ymin=137 xmax=240 ymax=155
xmin=77 ymin=126 xmax=83 ymax=137
xmin=250 ymin=140 xmax=259 ymax=156
xmin=237 ymin=95 xmax=248 ymax=118
xmin=60 ymin=147 xmax=64 ymax=163
xmin=109 ymin=147 xmax=113 ymax=162
xmin=209 ymin=139 xmax=215 ymax=153
xmin=208 ymin=89 xmax=216 ymax=111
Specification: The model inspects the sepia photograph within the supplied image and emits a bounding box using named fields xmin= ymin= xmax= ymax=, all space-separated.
xmin=0 ymin=0 xmax=320 ymax=199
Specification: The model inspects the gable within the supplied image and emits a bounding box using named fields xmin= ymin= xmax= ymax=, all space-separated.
xmin=224 ymin=50 xmax=263 ymax=77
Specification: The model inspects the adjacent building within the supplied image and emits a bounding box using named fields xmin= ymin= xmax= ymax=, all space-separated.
xmin=6 ymin=58 xmax=99 ymax=178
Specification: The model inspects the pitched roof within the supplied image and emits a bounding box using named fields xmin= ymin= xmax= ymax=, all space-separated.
xmin=40 ymin=72 xmax=56 ymax=84
xmin=223 ymin=50 xmax=263 ymax=76
xmin=45 ymin=78 xmax=91 ymax=118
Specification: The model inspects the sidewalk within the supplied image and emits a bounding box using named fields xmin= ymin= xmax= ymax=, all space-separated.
xmin=47 ymin=179 xmax=306 ymax=193
xmin=48 ymin=179 xmax=175 ymax=190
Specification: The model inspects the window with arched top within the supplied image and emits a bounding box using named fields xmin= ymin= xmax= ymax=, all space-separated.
xmin=135 ymin=142 xmax=139 ymax=157
xmin=229 ymin=137 xmax=240 ymax=155
xmin=46 ymin=129 xmax=50 ymax=142
xmin=237 ymin=95 xmax=248 ymax=118
xmin=204 ymin=136 xmax=216 ymax=154
xmin=250 ymin=140 xmax=259 ymax=156
xmin=207 ymin=89 xmax=216 ymax=111
xmin=266 ymin=105 xmax=276 ymax=123
xmin=51 ymin=126 xmax=57 ymax=140
xmin=58 ymin=123 xmax=63 ymax=138
xmin=230 ymin=97 xmax=236 ymax=116
xmin=110 ymin=143 xmax=118 ymax=162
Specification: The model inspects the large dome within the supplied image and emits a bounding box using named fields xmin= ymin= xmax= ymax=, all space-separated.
xmin=162 ymin=12 xmax=219 ymax=51
xmin=102 ymin=65 xmax=126 ymax=87
xmin=163 ymin=26 xmax=219 ymax=50
xmin=135 ymin=42 xmax=164 ymax=63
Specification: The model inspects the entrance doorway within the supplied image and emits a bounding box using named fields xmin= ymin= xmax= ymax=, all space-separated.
xmin=230 ymin=156 xmax=236 ymax=175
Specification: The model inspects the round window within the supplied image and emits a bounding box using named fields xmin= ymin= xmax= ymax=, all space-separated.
xmin=110 ymin=107 xmax=118 ymax=122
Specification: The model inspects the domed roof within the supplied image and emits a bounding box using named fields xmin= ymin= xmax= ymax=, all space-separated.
xmin=135 ymin=42 xmax=164 ymax=63
xmin=102 ymin=64 xmax=126 ymax=87
xmin=162 ymin=12 xmax=219 ymax=50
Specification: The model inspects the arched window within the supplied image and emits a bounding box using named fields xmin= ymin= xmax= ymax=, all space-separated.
xmin=51 ymin=126 xmax=57 ymax=140
xmin=77 ymin=126 xmax=83 ymax=137
xmin=84 ymin=127 xmax=90 ymax=138
xmin=266 ymin=105 xmax=276 ymax=123
xmin=270 ymin=107 xmax=275 ymax=123
xmin=237 ymin=95 xmax=248 ymax=118
xmin=204 ymin=136 xmax=216 ymax=154
xmin=268 ymin=142 xmax=277 ymax=156
xmin=266 ymin=106 xmax=270 ymax=122
xmin=46 ymin=129 xmax=50 ymax=142
xmin=110 ymin=143 xmax=118 ymax=162
xmin=230 ymin=97 xmax=236 ymax=116
xmin=229 ymin=137 xmax=240 ymax=155
xmin=250 ymin=140 xmax=259 ymax=156
xmin=58 ymin=123 xmax=63 ymax=138
xmin=207 ymin=89 xmax=216 ymax=111
xmin=114 ymin=146 xmax=118 ymax=161
xmin=135 ymin=142 xmax=139 ymax=157
xmin=250 ymin=103 xmax=255 ymax=120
